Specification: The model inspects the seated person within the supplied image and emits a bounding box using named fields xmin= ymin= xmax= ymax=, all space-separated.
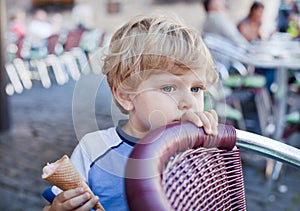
xmin=202 ymin=0 xmax=250 ymax=49
xmin=237 ymin=1 xmax=265 ymax=42
xmin=238 ymin=2 xmax=275 ymax=93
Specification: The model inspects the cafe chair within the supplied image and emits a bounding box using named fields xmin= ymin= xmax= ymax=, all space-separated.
xmin=5 ymin=63 xmax=24 ymax=95
xmin=125 ymin=122 xmax=300 ymax=211
xmin=212 ymin=61 xmax=246 ymax=130
xmin=63 ymin=27 xmax=85 ymax=52
xmin=79 ymin=28 xmax=106 ymax=53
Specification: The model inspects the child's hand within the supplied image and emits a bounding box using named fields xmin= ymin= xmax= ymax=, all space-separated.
xmin=42 ymin=187 xmax=101 ymax=211
xmin=181 ymin=109 xmax=218 ymax=136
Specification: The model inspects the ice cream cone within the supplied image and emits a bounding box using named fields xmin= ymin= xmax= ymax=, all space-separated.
xmin=42 ymin=155 xmax=104 ymax=211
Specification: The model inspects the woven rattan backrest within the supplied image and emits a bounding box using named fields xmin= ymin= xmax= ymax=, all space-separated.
xmin=162 ymin=148 xmax=244 ymax=210
xmin=125 ymin=122 xmax=246 ymax=211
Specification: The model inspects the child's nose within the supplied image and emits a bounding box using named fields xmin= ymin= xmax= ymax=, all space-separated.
xmin=178 ymin=92 xmax=193 ymax=110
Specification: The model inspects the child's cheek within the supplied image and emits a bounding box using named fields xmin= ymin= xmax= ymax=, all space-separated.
xmin=147 ymin=110 xmax=168 ymax=130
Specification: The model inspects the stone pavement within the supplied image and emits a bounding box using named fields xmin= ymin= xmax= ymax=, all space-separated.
xmin=0 ymin=81 xmax=78 ymax=210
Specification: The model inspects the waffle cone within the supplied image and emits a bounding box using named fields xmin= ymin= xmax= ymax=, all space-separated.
xmin=42 ymin=155 xmax=104 ymax=211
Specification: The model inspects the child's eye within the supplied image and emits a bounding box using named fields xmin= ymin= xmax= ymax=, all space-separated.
xmin=191 ymin=87 xmax=202 ymax=93
xmin=161 ymin=86 xmax=175 ymax=93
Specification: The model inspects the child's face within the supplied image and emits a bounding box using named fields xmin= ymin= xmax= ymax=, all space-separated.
xmin=127 ymin=70 xmax=205 ymax=136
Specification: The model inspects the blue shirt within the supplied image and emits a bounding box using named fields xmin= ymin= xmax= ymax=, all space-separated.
xmin=88 ymin=123 xmax=138 ymax=211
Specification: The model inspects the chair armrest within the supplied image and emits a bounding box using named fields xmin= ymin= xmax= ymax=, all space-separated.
xmin=236 ymin=129 xmax=300 ymax=168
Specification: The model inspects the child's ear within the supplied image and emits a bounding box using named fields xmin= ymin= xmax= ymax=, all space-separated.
xmin=113 ymin=86 xmax=134 ymax=111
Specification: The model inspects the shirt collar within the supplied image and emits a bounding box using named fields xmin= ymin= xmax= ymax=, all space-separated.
xmin=116 ymin=120 xmax=139 ymax=147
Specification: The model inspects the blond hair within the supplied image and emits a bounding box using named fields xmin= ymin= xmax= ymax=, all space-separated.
xmin=103 ymin=15 xmax=218 ymax=113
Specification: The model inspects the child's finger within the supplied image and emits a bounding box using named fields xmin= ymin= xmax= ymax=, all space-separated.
xmin=52 ymin=187 xmax=92 ymax=210
xmin=56 ymin=187 xmax=85 ymax=203
xmin=205 ymin=109 xmax=218 ymax=122
xmin=197 ymin=112 xmax=212 ymax=134
xmin=66 ymin=192 xmax=92 ymax=209
xmin=76 ymin=196 xmax=100 ymax=211
xmin=181 ymin=111 xmax=203 ymax=127
xmin=203 ymin=110 xmax=218 ymax=136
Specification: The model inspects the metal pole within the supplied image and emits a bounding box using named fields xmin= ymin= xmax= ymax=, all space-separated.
xmin=0 ymin=0 xmax=10 ymax=131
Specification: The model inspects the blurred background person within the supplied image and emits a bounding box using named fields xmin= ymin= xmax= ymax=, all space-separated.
xmin=50 ymin=13 xmax=64 ymax=35
xmin=27 ymin=9 xmax=54 ymax=50
xmin=276 ymin=0 xmax=300 ymax=39
xmin=7 ymin=9 xmax=27 ymax=58
xmin=286 ymin=11 xmax=300 ymax=38
xmin=238 ymin=1 xmax=275 ymax=94
xmin=8 ymin=9 xmax=26 ymax=41
xmin=71 ymin=3 xmax=95 ymax=30
xmin=202 ymin=0 xmax=250 ymax=49
xmin=237 ymin=1 xmax=265 ymax=42
xmin=277 ymin=0 xmax=299 ymax=33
